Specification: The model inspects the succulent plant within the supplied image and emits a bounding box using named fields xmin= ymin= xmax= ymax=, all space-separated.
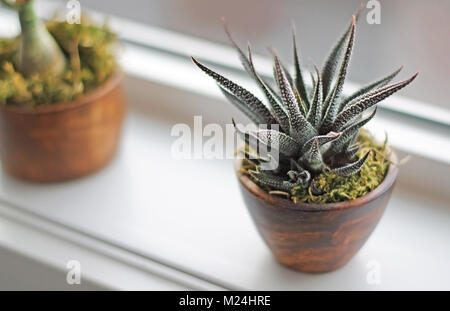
xmin=191 ymin=14 xmax=417 ymax=194
xmin=1 ymin=0 xmax=67 ymax=78
xmin=0 ymin=1 xmax=117 ymax=105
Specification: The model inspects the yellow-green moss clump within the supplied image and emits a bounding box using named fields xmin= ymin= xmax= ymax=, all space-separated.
xmin=242 ymin=129 xmax=391 ymax=204
xmin=0 ymin=17 xmax=117 ymax=106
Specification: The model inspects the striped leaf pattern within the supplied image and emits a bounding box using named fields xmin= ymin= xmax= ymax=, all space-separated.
xmin=192 ymin=15 xmax=417 ymax=194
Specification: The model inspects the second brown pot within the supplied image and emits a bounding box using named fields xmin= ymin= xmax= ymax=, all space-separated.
xmin=236 ymin=153 xmax=398 ymax=273
xmin=0 ymin=73 xmax=126 ymax=182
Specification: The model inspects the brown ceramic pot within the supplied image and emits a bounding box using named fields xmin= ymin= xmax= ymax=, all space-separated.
xmin=236 ymin=152 xmax=398 ymax=273
xmin=0 ymin=73 xmax=126 ymax=182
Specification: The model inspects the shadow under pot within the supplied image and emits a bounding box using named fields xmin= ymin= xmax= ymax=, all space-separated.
xmin=0 ymin=74 xmax=126 ymax=182
xmin=235 ymin=152 xmax=398 ymax=273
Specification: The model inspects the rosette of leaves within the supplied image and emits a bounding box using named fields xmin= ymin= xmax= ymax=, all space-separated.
xmin=192 ymin=15 xmax=417 ymax=195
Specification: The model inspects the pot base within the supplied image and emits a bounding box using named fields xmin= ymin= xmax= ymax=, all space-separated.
xmin=236 ymin=154 xmax=398 ymax=273
xmin=0 ymin=74 xmax=126 ymax=183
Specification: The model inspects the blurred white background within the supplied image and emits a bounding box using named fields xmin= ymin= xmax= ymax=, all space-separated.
xmin=77 ymin=0 xmax=450 ymax=110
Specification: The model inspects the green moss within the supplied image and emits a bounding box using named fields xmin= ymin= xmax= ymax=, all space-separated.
xmin=0 ymin=17 xmax=117 ymax=106
xmin=241 ymin=129 xmax=391 ymax=204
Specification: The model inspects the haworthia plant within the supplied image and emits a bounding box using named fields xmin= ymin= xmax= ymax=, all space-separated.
xmin=0 ymin=0 xmax=66 ymax=78
xmin=192 ymin=14 xmax=418 ymax=194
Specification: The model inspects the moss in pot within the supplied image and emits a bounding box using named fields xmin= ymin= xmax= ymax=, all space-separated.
xmin=192 ymin=14 xmax=417 ymax=272
xmin=0 ymin=0 xmax=125 ymax=182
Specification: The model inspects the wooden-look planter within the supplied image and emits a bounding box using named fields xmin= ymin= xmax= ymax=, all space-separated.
xmin=235 ymin=152 xmax=398 ymax=273
xmin=0 ymin=73 xmax=126 ymax=182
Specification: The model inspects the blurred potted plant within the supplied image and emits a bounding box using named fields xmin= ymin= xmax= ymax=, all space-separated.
xmin=0 ymin=0 xmax=125 ymax=182
xmin=192 ymin=14 xmax=417 ymax=272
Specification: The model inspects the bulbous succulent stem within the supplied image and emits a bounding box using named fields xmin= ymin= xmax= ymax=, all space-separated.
xmin=14 ymin=0 xmax=66 ymax=77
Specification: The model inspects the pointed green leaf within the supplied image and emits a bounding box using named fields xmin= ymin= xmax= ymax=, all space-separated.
xmin=223 ymin=19 xmax=286 ymax=124
xmin=307 ymin=65 xmax=323 ymax=128
xmin=253 ymin=129 xmax=301 ymax=157
xmin=247 ymin=45 xmax=290 ymax=132
xmin=192 ymin=57 xmax=276 ymax=125
xmin=344 ymin=144 xmax=360 ymax=160
xmin=302 ymin=131 xmax=342 ymax=153
xmin=218 ymin=86 xmax=260 ymax=124
xmin=301 ymin=138 xmax=324 ymax=173
xmin=309 ymin=71 xmax=316 ymax=101
xmin=329 ymin=151 xmax=370 ymax=176
xmin=233 ymin=121 xmax=300 ymax=157
xmin=321 ymin=18 xmax=354 ymax=98
xmin=293 ymin=84 xmax=307 ymax=116
xmin=329 ymin=107 xmax=377 ymax=154
xmin=249 ymin=170 xmax=295 ymax=192
xmin=222 ymin=18 xmax=253 ymax=74
xmin=339 ymin=66 xmax=403 ymax=113
xmin=332 ymin=73 xmax=418 ymax=131
xmin=321 ymin=16 xmax=356 ymax=133
xmin=273 ymin=54 xmax=316 ymax=143
xmin=269 ymin=47 xmax=294 ymax=87
xmin=292 ymin=23 xmax=310 ymax=110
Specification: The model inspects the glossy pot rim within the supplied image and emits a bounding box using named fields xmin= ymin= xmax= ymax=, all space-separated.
xmin=235 ymin=150 xmax=399 ymax=212
xmin=0 ymin=72 xmax=123 ymax=115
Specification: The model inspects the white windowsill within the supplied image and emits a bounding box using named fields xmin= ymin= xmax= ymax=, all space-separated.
xmin=0 ymin=72 xmax=448 ymax=290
